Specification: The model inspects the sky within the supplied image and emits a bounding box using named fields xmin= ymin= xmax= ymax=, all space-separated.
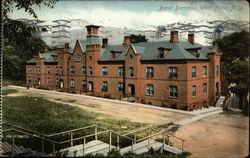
xmin=8 ymin=0 xmax=249 ymax=45
xmin=9 ymin=0 xmax=249 ymax=28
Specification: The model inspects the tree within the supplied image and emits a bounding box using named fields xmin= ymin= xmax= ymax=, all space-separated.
xmin=131 ymin=34 xmax=148 ymax=43
xmin=2 ymin=0 xmax=58 ymax=81
xmin=213 ymin=30 xmax=249 ymax=115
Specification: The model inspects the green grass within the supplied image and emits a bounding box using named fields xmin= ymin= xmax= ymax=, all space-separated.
xmin=3 ymin=80 xmax=26 ymax=87
xmin=2 ymin=89 xmax=18 ymax=95
xmin=3 ymin=96 xmax=145 ymax=134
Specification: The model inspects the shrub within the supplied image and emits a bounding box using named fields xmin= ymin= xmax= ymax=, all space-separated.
xmin=180 ymin=105 xmax=188 ymax=111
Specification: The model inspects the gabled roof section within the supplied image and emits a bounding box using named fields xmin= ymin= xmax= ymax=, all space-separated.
xmin=32 ymin=50 xmax=58 ymax=63
xmin=99 ymin=40 xmax=211 ymax=62
xmin=26 ymin=58 xmax=36 ymax=64
xmin=75 ymin=39 xmax=87 ymax=53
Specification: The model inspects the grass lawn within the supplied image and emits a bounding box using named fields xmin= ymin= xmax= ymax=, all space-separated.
xmin=3 ymin=96 xmax=146 ymax=135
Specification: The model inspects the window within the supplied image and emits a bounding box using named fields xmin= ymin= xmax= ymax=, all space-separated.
xmin=56 ymin=67 xmax=58 ymax=74
xmin=192 ymin=86 xmax=196 ymax=98
xmin=146 ymin=84 xmax=154 ymax=96
xmin=158 ymin=50 xmax=164 ymax=58
xmin=82 ymin=80 xmax=86 ymax=89
xmin=59 ymin=67 xmax=63 ymax=75
xmin=88 ymin=81 xmax=93 ymax=91
xmin=216 ymin=65 xmax=219 ymax=76
xmin=28 ymin=66 xmax=31 ymax=72
xmin=70 ymin=79 xmax=75 ymax=88
xmin=169 ymin=86 xmax=178 ymax=98
xmin=75 ymin=54 xmax=81 ymax=61
xmin=35 ymin=78 xmax=38 ymax=84
xmin=102 ymin=67 xmax=108 ymax=76
xmin=129 ymin=67 xmax=134 ymax=77
xmin=37 ymin=67 xmax=40 ymax=73
xmin=70 ymin=66 xmax=75 ymax=74
xmin=34 ymin=67 xmax=37 ymax=74
xmin=47 ymin=67 xmax=50 ymax=74
xmin=89 ymin=67 xmax=93 ymax=76
xmin=47 ymin=78 xmax=51 ymax=84
xmin=118 ymin=82 xmax=124 ymax=92
xmin=203 ymin=83 xmax=207 ymax=95
xmin=169 ymin=67 xmax=178 ymax=79
xmin=82 ymin=67 xmax=86 ymax=75
xmin=203 ymin=66 xmax=207 ymax=77
xmin=192 ymin=66 xmax=196 ymax=78
xmin=146 ymin=67 xmax=154 ymax=78
xmin=102 ymin=81 xmax=108 ymax=92
xmin=118 ymin=67 xmax=124 ymax=77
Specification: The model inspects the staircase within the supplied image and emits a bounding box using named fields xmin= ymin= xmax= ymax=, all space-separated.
xmin=120 ymin=139 xmax=182 ymax=155
xmin=215 ymin=96 xmax=226 ymax=107
xmin=1 ymin=142 xmax=49 ymax=157
xmin=60 ymin=139 xmax=182 ymax=156
xmin=60 ymin=140 xmax=115 ymax=156
xmin=2 ymin=122 xmax=185 ymax=157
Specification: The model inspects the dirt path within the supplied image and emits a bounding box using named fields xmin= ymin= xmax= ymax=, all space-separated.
xmin=173 ymin=110 xmax=249 ymax=157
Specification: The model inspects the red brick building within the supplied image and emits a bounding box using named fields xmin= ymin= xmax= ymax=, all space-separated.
xmin=26 ymin=25 xmax=221 ymax=110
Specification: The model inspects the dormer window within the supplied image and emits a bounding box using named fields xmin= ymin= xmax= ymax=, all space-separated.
xmin=158 ymin=47 xmax=170 ymax=58
xmin=111 ymin=51 xmax=121 ymax=59
xmin=186 ymin=48 xmax=201 ymax=57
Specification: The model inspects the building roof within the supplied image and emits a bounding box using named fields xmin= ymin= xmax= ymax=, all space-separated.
xmin=99 ymin=40 xmax=216 ymax=61
xmin=26 ymin=37 xmax=216 ymax=64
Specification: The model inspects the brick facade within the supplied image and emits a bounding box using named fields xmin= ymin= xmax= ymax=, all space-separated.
xmin=26 ymin=25 xmax=221 ymax=111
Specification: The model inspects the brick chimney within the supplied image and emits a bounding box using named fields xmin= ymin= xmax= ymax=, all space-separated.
xmin=102 ymin=38 xmax=108 ymax=48
xmin=188 ymin=33 xmax=195 ymax=44
xmin=44 ymin=45 xmax=49 ymax=52
xmin=86 ymin=25 xmax=100 ymax=35
xmin=123 ymin=36 xmax=131 ymax=46
xmin=170 ymin=30 xmax=179 ymax=43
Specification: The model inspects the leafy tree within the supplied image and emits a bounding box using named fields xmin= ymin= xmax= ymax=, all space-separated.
xmin=2 ymin=0 xmax=58 ymax=81
xmin=131 ymin=34 xmax=148 ymax=43
xmin=213 ymin=30 xmax=249 ymax=115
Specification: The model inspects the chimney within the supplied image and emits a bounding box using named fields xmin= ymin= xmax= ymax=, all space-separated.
xmin=123 ymin=36 xmax=131 ymax=46
xmin=102 ymin=38 xmax=108 ymax=48
xmin=170 ymin=30 xmax=179 ymax=43
xmin=86 ymin=25 xmax=100 ymax=35
xmin=44 ymin=45 xmax=49 ymax=52
xmin=188 ymin=33 xmax=195 ymax=44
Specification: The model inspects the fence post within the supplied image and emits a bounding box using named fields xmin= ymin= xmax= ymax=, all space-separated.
xmin=116 ymin=135 xmax=120 ymax=150
xmin=163 ymin=134 xmax=165 ymax=145
xmin=182 ymin=140 xmax=184 ymax=151
xmin=134 ymin=135 xmax=137 ymax=144
xmin=52 ymin=143 xmax=55 ymax=157
xmin=70 ymin=132 xmax=73 ymax=147
xmin=95 ymin=126 xmax=98 ymax=140
xmin=11 ymin=132 xmax=15 ymax=157
xmin=147 ymin=129 xmax=150 ymax=149
xmin=109 ymin=131 xmax=112 ymax=152
xmin=131 ymin=140 xmax=134 ymax=151
xmin=41 ymin=138 xmax=44 ymax=153
xmin=83 ymin=138 xmax=86 ymax=156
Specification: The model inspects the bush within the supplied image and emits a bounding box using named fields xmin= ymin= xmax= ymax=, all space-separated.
xmin=170 ymin=103 xmax=177 ymax=109
xmin=180 ymin=105 xmax=188 ymax=111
